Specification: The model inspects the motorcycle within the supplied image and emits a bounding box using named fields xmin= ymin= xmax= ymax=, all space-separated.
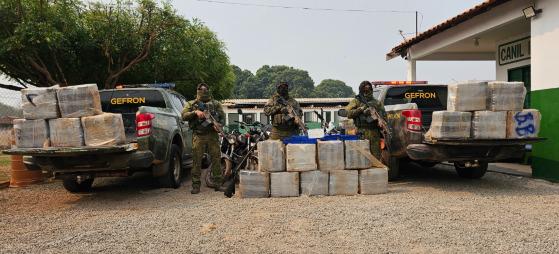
xmin=205 ymin=110 xmax=271 ymax=193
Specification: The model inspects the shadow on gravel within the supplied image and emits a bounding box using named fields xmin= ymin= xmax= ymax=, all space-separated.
xmin=393 ymin=162 xmax=557 ymax=197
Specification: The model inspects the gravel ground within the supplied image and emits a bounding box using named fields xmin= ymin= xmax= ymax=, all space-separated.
xmin=1 ymin=163 xmax=559 ymax=253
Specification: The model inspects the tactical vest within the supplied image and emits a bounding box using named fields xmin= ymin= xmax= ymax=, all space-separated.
xmin=188 ymin=100 xmax=220 ymax=134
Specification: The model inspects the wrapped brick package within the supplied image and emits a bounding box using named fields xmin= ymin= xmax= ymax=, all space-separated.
xmin=81 ymin=113 xmax=126 ymax=146
xmin=13 ymin=119 xmax=49 ymax=148
xmin=49 ymin=118 xmax=84 ymax=147
xmin=487 ymin=82 xmax=526 ymax=111
xmin=317 ymin=140 xmax=344 ymax=171
xmin=329 ymin=170 xmax=358 ymax=196
xmin=300 ymin=171 xmax=329 ymax=196
xmin=344 ymin=140 xmax=372 ymax=169
xmin=21 ymin=87 xmax=59 ymax=119
xmin=286 ymin=144 xmax=317 ymax=172
xmin=471 ymin=111 xmax=507 ymax=139
xmin=447 ymin=82 xmax=488 ymax=111
xmin=426 ymin=111 xmax=472 ymax=139
xmin=271 ymin=172 xmax=300 ymax=197
xmin=506 ymin=109 xmax=541 ymax=139
xmin=359 ymin=168 xmax=388 ymax=195
xmin=239 ymin=170 xmax=270 ymax=198
xmin=57 ymin=84 xmax=102 ymax=118
xmin=257 ymin=140 xmax=285 ymax=172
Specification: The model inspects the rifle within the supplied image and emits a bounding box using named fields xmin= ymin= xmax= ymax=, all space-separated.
xmin=355 ymin=95 xmax=392 ymax=150
xmin=278 ymin=97 xmax=308 ymax=135
xmin=197 ymin=101 xmax=224 ymax=135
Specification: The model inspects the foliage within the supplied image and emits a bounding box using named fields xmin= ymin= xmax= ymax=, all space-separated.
xmin=121 ymin=19 xmax=234 ymax=100
xmin=230 ymin=65 xmax=255 ymax=99
xmin=0 ymin=0 xmax=230 ymax=92
xmin=0 ymin=102 xmax=22 ymax=117
xmin=312 ymin=79 xmax=355 ymax=98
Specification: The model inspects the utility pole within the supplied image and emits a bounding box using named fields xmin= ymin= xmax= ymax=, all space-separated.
xmin=415 ymin=11 xmax=418 ymax=36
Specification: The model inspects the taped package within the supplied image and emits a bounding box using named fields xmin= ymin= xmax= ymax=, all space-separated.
xmin=49 ymin=118 xmax=84 ymax=147
xmin=359 ymin=168 xmax=388 ymax=195
xmin=329 ymin=170 xmax=358 ymax=196
xmin=286 ymin=144 xmax=317 ymax=172
xmin=270 ymin=172 xmax=299 ymax=197
xmin=384 ymin=103 xmax=418 ymax=112
xmin=239 ymin=170 xmax=270 ymax=198
xmin=13 ymin=119 xmax=49 ymax=148
xmin=317 ymin=140 xmax=344 ymax=171
xmin=81 ymin=113 xmax=126 ymax=146
xmin=506 ymin=109 xmax=541 ymax=139
xmin=471 ymin=111 xmax=507 ymax=139
xmin=426 ymin=111 xmax=472 ymax=139
xmin=21 ymin=87 xmax=59 ymax=119
xmin=344 ymin=140 xmax=373 ymax=169
xmin=487 ymin=82 xmax=526 ymax=111
xmin=300 ymin=170 xmax=329 ymax=196
xmin=257 ymin=140 xmax=285 ymax=172
xmin=57 ymin=84 xmax=102 ymax=118
xmin=447 ymin=82 xmax=488 ymax=111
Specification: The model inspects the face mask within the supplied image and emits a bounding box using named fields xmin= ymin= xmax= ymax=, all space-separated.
xmin=197 ymin=89 xmax=211 ymax=102
xmin=278 ymin=86 xmax=288 ymax=97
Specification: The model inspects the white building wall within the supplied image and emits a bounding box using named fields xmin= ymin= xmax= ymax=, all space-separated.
xmin=495 ymin=33 xmax=531 ymax=81
xmin=532 ymin=0 xmax=559 ymax=91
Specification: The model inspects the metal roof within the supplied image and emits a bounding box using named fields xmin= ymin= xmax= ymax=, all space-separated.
xmin=386 ymin=0 xmax=511 ymax=60
xmin=222 ymin=98 xmax=353 ymax=106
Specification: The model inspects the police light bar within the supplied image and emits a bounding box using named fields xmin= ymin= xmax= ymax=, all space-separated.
xmin=115 ymin=83 xmax=176 ymax=89
xmin=371 ymin=81 xmax=428 ymax=85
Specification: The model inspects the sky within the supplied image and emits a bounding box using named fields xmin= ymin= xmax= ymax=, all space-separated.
xmin=174 ymin=0 xmax=495 ymax=92
xmin=1 ymin=0 xmax=496 ymax=100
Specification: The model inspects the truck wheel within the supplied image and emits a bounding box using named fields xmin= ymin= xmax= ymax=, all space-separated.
xmin=159 ymin=144 xmax=183 ymax=189
xmin=454 ymin=162 xmax=488 ymax=179
xmin=381 ymin=149 xmax=400 ymax=181
xmin=63 ymin=176 xmax=94 ymax=193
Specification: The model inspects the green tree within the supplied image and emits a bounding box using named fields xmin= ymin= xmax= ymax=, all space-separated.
xmin=312 ymin=79 xmax=355 ymax=98
xmin=254 ymin=65 xmax=315 ymax=98
xmin=230 ymin=65 xmax=255 ymax=99
xmin=121 ymin=19 xmax=234 ymax=100
xmin=0 ymin=0 xmax=182 ymax=89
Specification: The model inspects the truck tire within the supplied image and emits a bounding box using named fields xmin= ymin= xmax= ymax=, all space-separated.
xmin=63 ymin=176 xmax=94 ymax=193
xmin=381 ymin=149 xmax=400 ymax=181
xmin=159 ymin=144 xmax=183 ymax=189
xmin=454 ymin=162 xmax=488 ymax=179
xmin=417 ymin=161 xmax=439 ymax=168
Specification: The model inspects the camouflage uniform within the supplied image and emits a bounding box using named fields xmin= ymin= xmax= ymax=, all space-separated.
xmin=182 ymin=87 xmax=225 ymax=190
xmin=263 ymin=93 xmax=303 ymax=140
xmin=346 ymin=82 xmax=387 ymax=159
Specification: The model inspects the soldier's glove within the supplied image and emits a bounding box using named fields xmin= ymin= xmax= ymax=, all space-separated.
xmin=281 ymin=107 xmax=289 ymax=114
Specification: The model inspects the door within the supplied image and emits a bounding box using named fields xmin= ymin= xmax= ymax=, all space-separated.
xmin=173 ymin=94 xmax=193 ymax=155
xmin=508 ymin=65 xmax=531 ymax=108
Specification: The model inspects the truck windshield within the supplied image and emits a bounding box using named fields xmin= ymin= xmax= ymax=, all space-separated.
xmin=100 ymin=90 xmax=167 ymax=140
xmin=383 ymin=86 xmax=448 ymax=129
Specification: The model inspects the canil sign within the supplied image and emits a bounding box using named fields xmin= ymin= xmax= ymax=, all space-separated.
xmin=498 ymin=37 xmax=530 ymax=66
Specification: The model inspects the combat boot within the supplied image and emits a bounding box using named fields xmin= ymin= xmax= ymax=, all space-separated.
xmin=191 ymin=184 xmax=200 ymax=194
xmin=214 ymin=182 xmax=226 ymax=192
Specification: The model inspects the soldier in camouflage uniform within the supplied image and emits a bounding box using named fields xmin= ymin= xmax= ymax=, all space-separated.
xmin=182 ymin=83 xmax=226 ymax=194
xmin=263 ymin=82 xmax=303 ymax=140
xmin=345 ymin=81 xmax=387 ymax=159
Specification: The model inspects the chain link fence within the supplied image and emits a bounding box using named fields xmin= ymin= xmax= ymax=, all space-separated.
xmin=0 ymin=89 xmax=22 ymax=149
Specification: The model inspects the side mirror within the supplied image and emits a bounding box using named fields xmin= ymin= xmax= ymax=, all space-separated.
xmin=237 ymin=108 xmax=243 ymax=115
xmin=337 ymin=109 xmax=348 ymax=117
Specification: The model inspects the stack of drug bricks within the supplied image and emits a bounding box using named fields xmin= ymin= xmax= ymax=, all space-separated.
xmin=13 ymin=84 xmax=126 ymax=149
xmin=426 ymin=81 xmax=541 ymax=140
xmin=239 ymin=139 xmax=388 ymax=198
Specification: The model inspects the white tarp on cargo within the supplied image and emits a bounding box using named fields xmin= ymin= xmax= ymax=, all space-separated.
xmin=329 ymin=170 xmax=358 ymax=196
xmin=487 ymin=82 xmax=526 ymax=111
xmin=239 ymin=170 xmax=270 ymax=198
xmin=344 ymin=140 xmax=373 ymax=169
xmin=21 ymin=87 xmax=59 ymax=119
xmin=286 ymin=144 xmax=317 ymax=172
xmin=257 ymin=140 xmax=286 ymax=172
xmin=270 ymin=172 xmax=299 ymax=197
xmin=506 ymin=109 xmax=541 ymax=139
xmin=300 ymin=171 xmax=329 ymax=196
xmin=57 ymin=84 xmax=102 ymax=118
xmin=49 ymin=118 xmax=84 ymax=147
xmin=359 ymin=168 xmax=388 ymax=195
xmin=447 ymin=82 xmax=488 ymax=111
xmin=317 ymin=140 xmax=344 ymax=171
xmin=81 ymin=113 xmax=126 ymax=146
xmin=472 ymin=111 xmax=507 ymax=139
xmin=13 ymin=119 xmax=49 ymax=148
xmin=426 ymin=111 xmax=472 ymax=139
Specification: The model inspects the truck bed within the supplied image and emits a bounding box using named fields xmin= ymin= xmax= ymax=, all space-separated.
xmin=2 ymin=144 xmax=138 ymax=157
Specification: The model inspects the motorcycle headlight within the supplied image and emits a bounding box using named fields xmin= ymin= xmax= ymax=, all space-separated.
xmin=227 ymin=134 xmax=236 ymax=144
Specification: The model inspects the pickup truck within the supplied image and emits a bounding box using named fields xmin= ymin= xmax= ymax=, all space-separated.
xmin=4 ymin=86 xmax=193 ymax=192
xmin=372 ymin=84 xmax=543 ymax=180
